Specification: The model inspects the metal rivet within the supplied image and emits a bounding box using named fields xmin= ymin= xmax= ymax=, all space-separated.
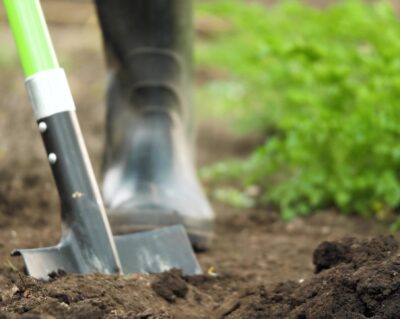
xmin=38 ymin=122 xmax=47 ymax=133
xmin=48 ymin=153 xmax=57 ymax=164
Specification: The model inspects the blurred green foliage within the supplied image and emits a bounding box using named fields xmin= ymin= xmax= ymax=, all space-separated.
xmin=197 ymin=0 xmax=400 ymax=227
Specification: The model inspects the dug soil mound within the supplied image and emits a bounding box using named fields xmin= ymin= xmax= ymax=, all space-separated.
xmin=1 ymin=235 xmax=400 ymax=318
xmin=227 ymin=235 xmax=400 ymax=319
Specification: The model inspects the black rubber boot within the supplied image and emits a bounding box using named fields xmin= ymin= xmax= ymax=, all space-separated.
xmin=95 ymin=0 xmax=214 ymax=250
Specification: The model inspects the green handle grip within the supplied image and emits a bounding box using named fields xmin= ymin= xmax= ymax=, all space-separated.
xmin=3 ymin=0 xmax=59 ymax=77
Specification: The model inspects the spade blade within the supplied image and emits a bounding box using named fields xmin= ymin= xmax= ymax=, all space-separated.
xmin=13 ymin=225 xmax=202 ymax=280
xmin=12 ymin=244 xmax=82 ymax=280
xmin=115 ymin=225 xmax=202 ymax=275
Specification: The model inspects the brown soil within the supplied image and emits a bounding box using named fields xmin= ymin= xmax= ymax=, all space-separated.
xmin=0 ymin=2 xmax=399 ymax=318
xmin=2 ymin=235 xmax=400 ymax=319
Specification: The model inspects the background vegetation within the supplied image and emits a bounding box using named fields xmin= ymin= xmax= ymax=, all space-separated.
xmin=196 ymin=0 xmax=400 ymax=227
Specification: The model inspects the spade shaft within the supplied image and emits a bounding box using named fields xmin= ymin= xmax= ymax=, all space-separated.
xmin=4 ymin=0 xmax=122 ymax=277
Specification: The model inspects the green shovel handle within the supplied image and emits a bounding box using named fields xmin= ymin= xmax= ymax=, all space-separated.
xmin=3 ymin=0 xmax=59 ymax=77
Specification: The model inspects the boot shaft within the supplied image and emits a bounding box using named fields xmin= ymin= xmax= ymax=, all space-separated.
xmin=95 ymin=0 xmax=193 ymax=127
xmin=95 ymin=0 xmax=193 ymax=60
xmin=95 ymin=0 xmax=193 ymax=88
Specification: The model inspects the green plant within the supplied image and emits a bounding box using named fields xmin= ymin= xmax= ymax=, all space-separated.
xmin=196 ymin=0 xmax=400 ymax=227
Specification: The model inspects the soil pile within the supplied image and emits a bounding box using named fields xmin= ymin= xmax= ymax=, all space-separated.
xmin=225 ymin=235 xmax=400 ymax=319
xmin=1 ymin=235 xmax=400 ymax=318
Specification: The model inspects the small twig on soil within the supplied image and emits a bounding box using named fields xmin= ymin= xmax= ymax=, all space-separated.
xmin=17 ymin=272 xmax=27 ymax=292
xmin=3 ymin=259 xmax=18 ymax=271
xmin=214 ymin=294 xmax=241 ymax=318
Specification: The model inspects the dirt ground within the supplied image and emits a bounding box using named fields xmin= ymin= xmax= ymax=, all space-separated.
xmin=0 ymin=1 xmax=399 ymax=318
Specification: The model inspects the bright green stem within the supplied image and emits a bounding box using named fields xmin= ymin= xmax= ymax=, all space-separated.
xmin=3 ymin=0 xmax=59 ymax=77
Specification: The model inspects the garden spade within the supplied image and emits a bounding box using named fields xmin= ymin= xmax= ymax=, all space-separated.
xmin=4 ymin=0 xmax=201 ymax=280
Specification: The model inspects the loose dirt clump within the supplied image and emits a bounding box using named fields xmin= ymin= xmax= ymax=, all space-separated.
xmin=313 ymin=235 xmax=399 ymax=272
xmin=151 ymin=269 xmax=189 ymax=303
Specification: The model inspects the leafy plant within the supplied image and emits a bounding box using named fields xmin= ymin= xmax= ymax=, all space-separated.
xmin=196 ymin=0 xmax=400 ymax=226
